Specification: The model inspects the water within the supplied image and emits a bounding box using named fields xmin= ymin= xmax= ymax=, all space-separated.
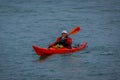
xmin=0 ymin=0 xmax=120 ymax=80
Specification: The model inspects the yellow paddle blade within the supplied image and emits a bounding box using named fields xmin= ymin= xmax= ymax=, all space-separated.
xmin=69 ymin=26 xmax=80 ymax=35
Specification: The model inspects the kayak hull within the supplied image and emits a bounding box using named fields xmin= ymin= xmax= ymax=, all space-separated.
xmin=32 ymin=42 xmax=87 ymax=56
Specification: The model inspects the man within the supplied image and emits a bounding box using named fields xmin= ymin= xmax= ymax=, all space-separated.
xmin=48 ymin=30 xmax=72 ymax=48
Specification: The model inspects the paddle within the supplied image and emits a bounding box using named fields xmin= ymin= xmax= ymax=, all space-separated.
xmin=69 ymin=26 xmax=80 ymax=35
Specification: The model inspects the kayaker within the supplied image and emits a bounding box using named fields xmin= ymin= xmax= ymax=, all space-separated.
xmin=48 ymin=30 xmax=72 ymax=48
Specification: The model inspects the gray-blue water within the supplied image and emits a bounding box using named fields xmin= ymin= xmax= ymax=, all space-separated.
xmin=0 ymin=0 xmax=120 ymax=80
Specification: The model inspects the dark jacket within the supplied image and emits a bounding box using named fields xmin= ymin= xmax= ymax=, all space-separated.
xmin=49 ymin=36 xmax=72 ymax=48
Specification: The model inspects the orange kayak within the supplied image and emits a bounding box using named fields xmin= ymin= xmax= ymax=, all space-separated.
xmin=32 ymin=42 xmax=87 ymax=56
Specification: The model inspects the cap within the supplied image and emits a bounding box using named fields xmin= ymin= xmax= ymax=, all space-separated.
xmin=61 ymin=30 xmax=68 ymax=34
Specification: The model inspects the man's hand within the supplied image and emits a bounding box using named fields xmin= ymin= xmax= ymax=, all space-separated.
xmin=62 ymin=36 xmax=68 ymax=40
xmin=62 ymin=37 xmax=66 ymax=40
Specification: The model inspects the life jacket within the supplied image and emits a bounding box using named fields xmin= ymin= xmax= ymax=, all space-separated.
xmin=49 ymin=36 xmax=72 ymax=49
xmin=56 ymin=36 xmax=72 ymax=48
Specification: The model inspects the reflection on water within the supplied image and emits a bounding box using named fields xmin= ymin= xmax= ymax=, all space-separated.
xmin=35 ymin=53 xmax=73 ymax=62
xmin=35 ymin=55 xmax=53 ymax=62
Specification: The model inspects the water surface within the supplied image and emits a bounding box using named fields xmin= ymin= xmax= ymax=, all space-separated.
xmin=0 ymin=0 xmax=120 ymax=80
